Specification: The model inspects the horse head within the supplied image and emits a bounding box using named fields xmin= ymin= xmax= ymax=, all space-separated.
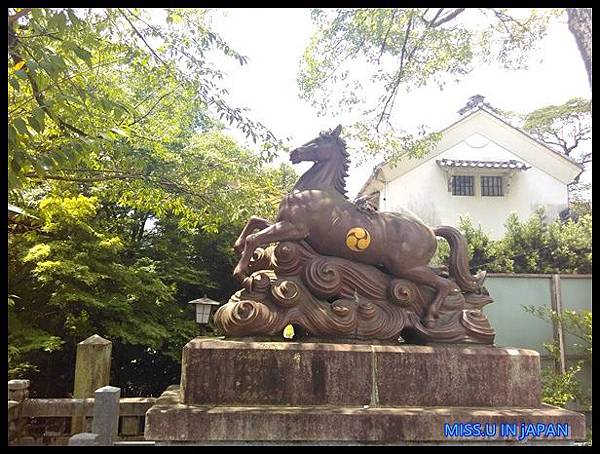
xmin=290 ymin=124 xmax=346 ymax=164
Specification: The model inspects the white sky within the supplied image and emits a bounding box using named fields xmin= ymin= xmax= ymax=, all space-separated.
xmin=206 ymin=8 xmax=591 ymax=199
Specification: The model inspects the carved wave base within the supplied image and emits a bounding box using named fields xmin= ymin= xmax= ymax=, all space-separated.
xmin=215 ymin=241 xmax=496 ymax=344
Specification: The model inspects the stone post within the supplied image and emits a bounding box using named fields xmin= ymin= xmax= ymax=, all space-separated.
xmin=8 ymin=379 xmax=30 ymax=444
xmin=8 ymin=379 xmax=30 ymax=402
xmin=71 ymin=334 xmax=112 ymax=434
xmin=91 ymin=386 xmax=121 ymax=445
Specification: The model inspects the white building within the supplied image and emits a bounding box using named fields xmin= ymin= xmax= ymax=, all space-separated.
xmin=357 ymin=107 xmax=583 ymax=239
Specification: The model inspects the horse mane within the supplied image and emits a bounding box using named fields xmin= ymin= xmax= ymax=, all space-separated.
xmin=323 ymin=132 xmax=350 ymax=197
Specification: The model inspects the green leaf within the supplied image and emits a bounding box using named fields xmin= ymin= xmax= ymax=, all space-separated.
xmin=8 ymin=169 xmax=20 ymax=189
xmin=14 ymin=69 xmax=28 ymax=80
xmin=33 ymin=107 xmax=46 ymax=125
xmin=49 ymin=54 xmax=67 ymax=71
xmin=11 ymin=148 xmax=27 ymax=168
xmin=8 ymin=125 xmax=19 ymax=147
xmin=9 ymin=78 xmax=20 ymax=92
xmin=67 ymin=9 xmax=81 ymax=26
xmin=56 ymin=11 xmax=68 ymax=29
xmin=13 ymin=118 xmax=29 ymax=135
xmin=39 ymin=155 xmax=55 ymax=169
xmin=73 ymin=46 xmax=93 ymax=66
xmin=26 ymin=60 xmax=40 ymax=71
xmin=40 ymin=60 xmax=59 ymax=79
xmin=50 ymin=149 xmax=68 ymax=166
xmin=99 ymin=98 xmax=111 ymax=112
xmin=28 ymin=116 xmax=44 ymax=133
xmin=33 ymin=159 xmax=47 ymax=176
xmin=31 ymin=8 xmax=44 ymax=21
xmin=10 ymin=159 xmax=22 ymax=176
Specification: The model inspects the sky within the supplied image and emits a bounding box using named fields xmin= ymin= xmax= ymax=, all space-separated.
xmin=205 ymin=8 xmax=591 ymax=199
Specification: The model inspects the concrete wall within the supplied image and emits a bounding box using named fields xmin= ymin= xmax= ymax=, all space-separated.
xmin=484 ymin=274 xmax=591 ymax=402
xmin=484 ymin=274 xmax=591 ymax=350
xmin=380 ymin=134 xmax=569 ymax=239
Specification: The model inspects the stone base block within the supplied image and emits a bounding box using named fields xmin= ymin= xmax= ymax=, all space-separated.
xmin=145 ymin=386 xmax=586 ymax=444
xmin=181 ymin=338 xmax=541 ymax=407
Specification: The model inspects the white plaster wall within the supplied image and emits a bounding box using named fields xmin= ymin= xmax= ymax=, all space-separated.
xmin=380 ymin=135 xmax=569 ymax=239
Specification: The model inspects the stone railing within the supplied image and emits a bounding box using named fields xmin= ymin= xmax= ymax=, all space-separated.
xmin=8 ymin=334 xmax=159 ymax=445
xmin=8 ymin=381 xmax=156 ymax=445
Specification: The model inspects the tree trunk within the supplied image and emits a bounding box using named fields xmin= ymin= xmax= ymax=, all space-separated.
xmin=567 ymin=8 xmax=592 ymax=88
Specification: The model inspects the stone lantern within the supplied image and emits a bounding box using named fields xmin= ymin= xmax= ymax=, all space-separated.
xmin=188 ymin=296 xmax=220 ymax=325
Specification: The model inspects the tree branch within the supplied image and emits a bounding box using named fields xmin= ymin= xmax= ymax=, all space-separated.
xmin=23 ymin=168 xmax=212 ymax=203
xmin=429 ymin=8 xmax=465 ymax=27
xmin=424 ymin=8 xmax=443 ymax=27
xmin=127 ymin=84 xmax=182 ymax=126
xmin=8 ymin=17 xmax=90 ymax=137
xmin=9 ymin=57 xmax=124 ymax=115
xmin=377 ymin=10 xmax=398 ymax=64
xmin=375 ymin=11 xmax=414 ymax=131
xmin=117 ymin=9 xmax=167 ymax=68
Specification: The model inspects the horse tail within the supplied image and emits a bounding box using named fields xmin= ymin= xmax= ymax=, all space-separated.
xmin=434 ymin=225 xmax=486 ymax=293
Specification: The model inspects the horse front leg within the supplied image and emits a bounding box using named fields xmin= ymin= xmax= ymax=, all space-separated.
xmin=233 ymin=221 xmax=309 ymax=282
xmin=233 ymin=216 xmax=272 ymax=256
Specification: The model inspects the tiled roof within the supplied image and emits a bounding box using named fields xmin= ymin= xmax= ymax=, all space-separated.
xmin=436 ymin=159 xmax=531 ymax=170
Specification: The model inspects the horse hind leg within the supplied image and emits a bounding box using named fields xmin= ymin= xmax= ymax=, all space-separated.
xmin=392 ymin=265 xmax=459 ymax=328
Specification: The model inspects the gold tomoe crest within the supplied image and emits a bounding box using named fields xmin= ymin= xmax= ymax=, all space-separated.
xmin=346 ymin=227 xmax=371 ymax=252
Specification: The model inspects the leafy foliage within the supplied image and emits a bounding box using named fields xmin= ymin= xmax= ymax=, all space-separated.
xmin=522 ymin=306 xmax=591 ymax=410
xmin=520 ymin=97 xmax=591 ymax=203
xmin=502 ymin=208 xmax=592 ymax=274
xmin=8 ymin=7 xmax=283 ymax=192
xmin=298 ymin=8 xmax=557 ymax=161
xmin=523 ymin=97 xmax=591 ymax=160
xmin=8 ymin=132 xmax=295 ymax=396
xmin=8 ymin=8 xmax=297 ymax=396
xmin=434 ymin=207 xmax=592 ymax=274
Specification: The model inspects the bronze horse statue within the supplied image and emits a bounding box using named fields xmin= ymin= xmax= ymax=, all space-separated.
xmin=233 ymin=125 xmax=485 ymax=328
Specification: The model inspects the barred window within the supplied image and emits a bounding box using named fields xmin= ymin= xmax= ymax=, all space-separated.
xmin=481 ymin=176 xmax=504 ymax=197
xmin=452 ymin=175 xmax=474 ymax=196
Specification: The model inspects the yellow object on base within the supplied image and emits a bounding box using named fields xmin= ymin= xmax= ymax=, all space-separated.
xmin=283 ymin=324 xmax=295 ymax=339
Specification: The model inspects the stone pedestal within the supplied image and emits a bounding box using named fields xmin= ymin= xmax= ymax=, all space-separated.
xmin=145 ymin=338 xmax=586 ymax=444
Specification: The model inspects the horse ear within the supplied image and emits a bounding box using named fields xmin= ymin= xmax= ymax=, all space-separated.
xmin=331 ymin=124 xmax=342 ymax=137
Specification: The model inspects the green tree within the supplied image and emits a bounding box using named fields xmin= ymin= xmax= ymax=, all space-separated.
xmin=523 ymin=98 xmax=591 ymax=161
xmin=432 ymin=209 xmax=592 ymax=275
xmin=8 ymin=8 xmax=283 ymax=192
xmin=501 ymin=208 xmax=592 ymax=274
xmin=8 ymin=131 xmax=295 ymax=396
xmin=521 ymin=97 xmax=591 ymax=203
xmin=523 ymin=306 xmax=591 ymax=412
xmin=298 ymin=8 xmax=587 ymax=162
xmin=8 ymin=8 xmax=297 ymax=396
